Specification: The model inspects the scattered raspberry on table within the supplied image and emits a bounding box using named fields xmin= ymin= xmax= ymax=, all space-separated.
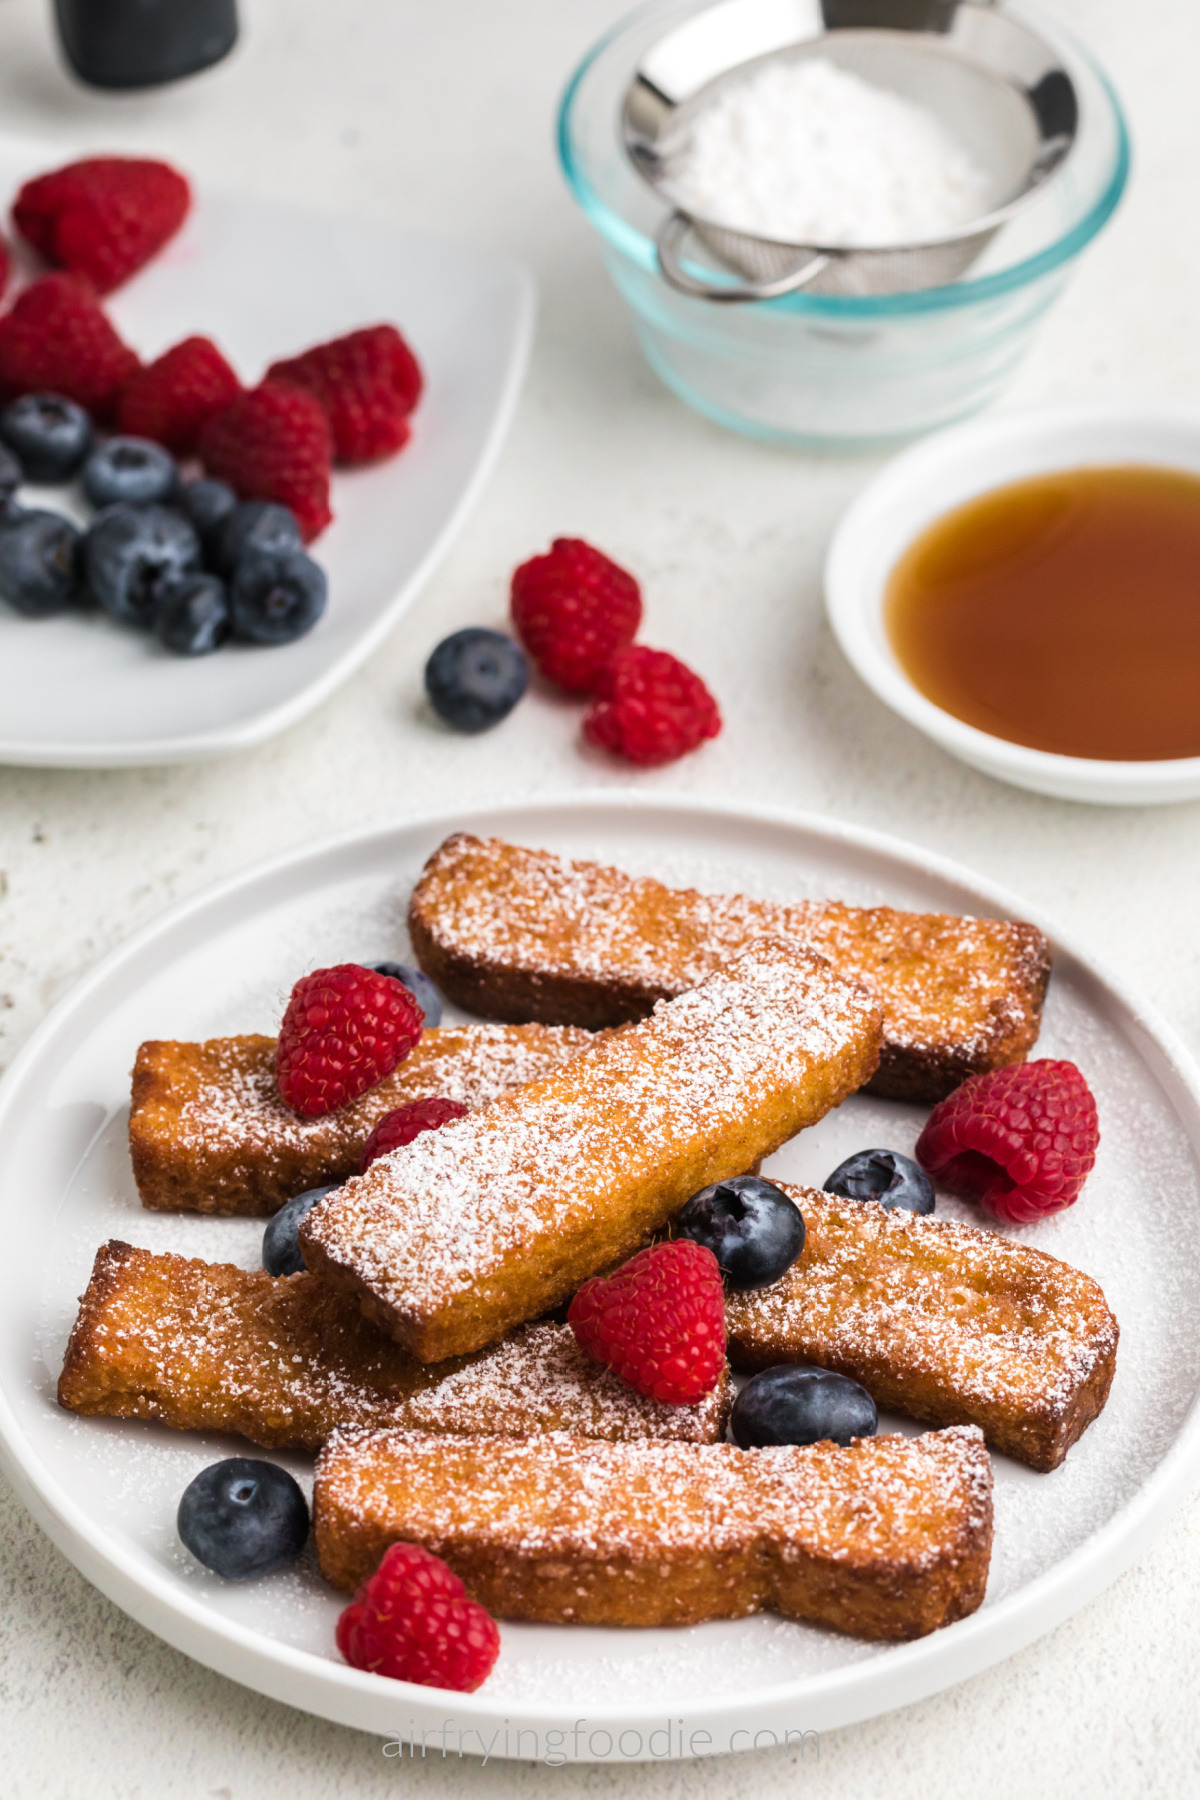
xmin=360 ymin=1096 xmax=469 ymax=1172
xmin=266 ymin=324 xmax=422 ymax=464
xmin=568 ymin=1239 xmax=726 ymax=1404
xmin=0 ymin=274 xmax=141 ymax=417
xmin=510 ymin=536 xmax=642 ymax=695
xmin=198 ymin=381 xmax=333 ymax=542
xmin=276 ymin=964 xmax=425 ymax=1117
xmin=583 ymin=644 xmax=721 ymax=766
xmin=337 ymin=1541 xmax=500 ymax=1692
xmin=13 ymin=156 xmax=191 ymax=294
xmin=116 ymin=335 xmax=242 ymax=456
xmin=915 ymin=1058 xmax=1100 ymax=1225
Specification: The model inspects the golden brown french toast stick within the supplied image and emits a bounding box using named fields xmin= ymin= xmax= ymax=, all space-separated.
xmin=314 ymin=1427 xmax=993 ymax=1640
xmin=299 ymin=938 xmax=884 ymax=1361
xmin=408 ymin=833 xmax=1051 ymax=1101
xmin=57 ymin=1243 xmax=731 ymax=1450
xmin=726 ymin=1186 xmax=1118 ymax=1471
xmin=129 ymin=1021 xmax=594 ymax=1215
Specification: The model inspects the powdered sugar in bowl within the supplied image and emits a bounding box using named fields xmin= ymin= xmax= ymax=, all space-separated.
xmin=558 ymin=0 xmax=1128 ymax=447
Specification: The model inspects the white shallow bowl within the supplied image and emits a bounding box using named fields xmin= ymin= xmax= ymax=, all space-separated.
xmin=825 ymin=403 xmax=1200 ymax=804
xmin=1 ymin=792 xmax=1200 ymax=1761
xmin=0 ymin=134 xmax=534 ymax=768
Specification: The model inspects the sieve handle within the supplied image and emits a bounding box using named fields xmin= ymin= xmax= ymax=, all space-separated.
xmin=656 ymin=211 xmax=833 ymax=303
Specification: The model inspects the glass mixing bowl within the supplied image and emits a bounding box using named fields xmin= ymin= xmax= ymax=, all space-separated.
xmin=557 ymin=0 xmax=1129 ymax=449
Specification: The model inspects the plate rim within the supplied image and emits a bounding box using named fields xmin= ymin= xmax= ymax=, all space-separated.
xmin=2 ymin=788 xmax=1198 ymax=1754
xmin=0 ymin=148 xmax=537 ymax=770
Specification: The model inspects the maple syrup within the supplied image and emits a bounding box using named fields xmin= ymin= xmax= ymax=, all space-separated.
xmin=885 ymin=465 xmax=1200 ymax=761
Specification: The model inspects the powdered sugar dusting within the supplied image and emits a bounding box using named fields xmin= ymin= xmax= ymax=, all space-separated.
xmin=304 ymin=938 xmax=881 ymax=1332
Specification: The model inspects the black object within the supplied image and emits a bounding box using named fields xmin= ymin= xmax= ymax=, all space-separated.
xmin=675 ymin=1175 xmax=805 ymax=1289
xmin=365 ymin=962 xmax=443 ymax=1029
xmin=425 ymin=627 xmax=529 ymax=733
xmin=83 ymin=437 xmax=178 ymax=509
xmin=823 ymin=1148 xmax=936 ymax=1215
xmin=822 ymin=0 xmax=959 ymax=30
xmin=55 ymin=0 xmax=238 ymax=91
xmin=262 ymin=1185 xmax=337 ymax=1278
xmin=0 ymin=394 xmax=93 ymax=483
xmin=84 ymin=503 xmax=201 ymax=625
xmin=177 ymin=1457 xmax=309 ymax=1580
xmin=731 ymin=1364 xmax=879 ymax=1450
xmin=0 ymin=510 xmax=83 ymax=616
xmin=154 ymin=572 xmax=230 ymax=656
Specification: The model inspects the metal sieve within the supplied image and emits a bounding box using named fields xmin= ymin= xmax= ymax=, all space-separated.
xmin=623 ymin=0 xmax=1079 ymax=301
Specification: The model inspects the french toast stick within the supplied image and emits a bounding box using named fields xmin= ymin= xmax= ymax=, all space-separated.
xmin=57 ymin=1242 xmax=731 ymax=1450
xmin=725 ymin=1187 xmax=1118 ymax=1471
xmin=299 ymin=938 xmax=884 ymax=1361
xmin=314 ymin=1426 xmax=993 ymax=1640
xmin=129 ymin=1022 xmax=594 ymax=1215
xmin=408 ymin=833 xmax=1051 ymax=1101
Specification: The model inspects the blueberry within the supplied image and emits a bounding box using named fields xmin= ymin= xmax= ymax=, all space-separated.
xmin=154 ymin=572 xmax=230 ymax=656
xmin=83 ymin=503 xmax=201 ymax=627
xmin=262 ymin=1184 xmax=337 ymax=1277
xmin=731 ymin=1365 xmax=878 ymax=1450
xmin=0 ymin=509 xmax=83 ymax=617
xmin=229 ymin=544 xmax=326 ymax=645
xmin=675 ymin=1175 xmax=805 ymax=1289
xmin=824 ymin=1149 xmax=935 ymax=1215
xmin=177 ymin=1457 xmax=309 ymax=1580
xmin=178 ymin=477 xmax=238 ymax=548
xmin=0 ymin=393 xmax=93 ymax=482
xmin=211 ymin=500 xmax=301 ymax=577
xmin=83 ymin=436 xmax=178 ymax=508
xmin=0 ymin=442 xmax=21 ymax=501
xmin=363 ymin=961 xmax=442 ymax=1028
xmin=425 ymin=628 xmax=528 ymax=733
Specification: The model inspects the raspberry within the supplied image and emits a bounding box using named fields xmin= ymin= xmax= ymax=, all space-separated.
xmin=568 ymin=1239 xmax=726 ymax=1404
xmin=198 ymin=382 xmax=333 ymax=542
xmin=583 ymin=645 xmax=721 ymax=766
xmin=13 ymin=157 xmax=190 ymax=294
xmin=266 ymin=325 xmax=421 ymax=464
xmin=276 ymin=964 xmax=424 ymax=1117
xmin=360 ymin=1096 xmax=469 ymax=1172
xmin=510 ymin=537 xmax=642 ymax=694
xmin=116 ymin=336 xmax=241 ymax=455
xmin=336 ymin=1542 xmax=499 ymax=1692
xmin=915 ymin=1059 xmax=1100 ymax=1226
xmin=0 ymin=274 xmax=141 ymax=417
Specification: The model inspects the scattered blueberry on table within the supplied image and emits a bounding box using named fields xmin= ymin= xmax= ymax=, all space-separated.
xmin=823 ymin=1148 xmax=935 ymax=1215
xmin=425 ymin=626 xmax=529 ymax=732
xmin=177 ymin=1457 xmax=310 ymax=1579
xmin=675 ymin=1174 xmax=805 ymax=1288
xmin=731 ymin=1365 xmax=879 ymax=1450
xmin=262 ymin=1184 xmax=339 ymax=1277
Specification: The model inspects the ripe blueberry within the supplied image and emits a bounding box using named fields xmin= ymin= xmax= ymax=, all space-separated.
xmin=262 ymin=1184 xmax=337 ymax=1277
xmin=84 ymin=503 xmax=201 ymax=626
xmin=229 ymin=544 xmax=326 ymax=644
xmin=425 ymin=628 xmax=527 ymax=733
xmin=177 ymin=1458 xmax=309 ymax=1580
xmin=824 ymin=1149 xmax=935 ymax=1215
xmin=0 ymin=393 xmax=92 ymax=482
xmin=675 ymin=1175 xmax=805 ymax=1289
xmin=83 ymin=436 xmax=178 ymax=508
xmin=0 ymin=509 xmax=83 ymax=616
xmin=731 ymin=1364 xmax=878 ymax=1450
xmin=154 ymin=572 xmax=230 ymax=656
xmin=211 ymin=500 xmax=301 ymax=576
xmin=363 ymin=961 xmax=442 ymax=1028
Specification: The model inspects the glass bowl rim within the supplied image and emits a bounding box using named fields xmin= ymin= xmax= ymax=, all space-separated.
xmin=556 ymin=0 xmax=1131 ymax=318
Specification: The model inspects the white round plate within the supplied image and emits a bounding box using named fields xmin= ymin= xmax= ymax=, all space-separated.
xmin=1 ymin=793 xmax=1198 ymax=1762
xmin=824 ymin=402 xmax=1200 ymax=805
xmin=0 ymin=134 xmax=534 ymax=768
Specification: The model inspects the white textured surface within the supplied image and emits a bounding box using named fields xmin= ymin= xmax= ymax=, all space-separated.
xmin=0 ymin=0 xmax=1198 ymax=1793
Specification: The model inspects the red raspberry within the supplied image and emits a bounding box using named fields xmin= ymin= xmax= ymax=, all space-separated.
xmin=583 ymin=644 xmax=721 ymax=766
xmin=276 ymin=964 xmax=424 ymax=1117
xmin=0 ymin=274 xmax=141 ymax=417
xmin=336 ymin=1542 xmax=499 ymax=1692
xmin=116 ymin=335 xmax=241 ymax=455
xmin=360 ymin=1096 xmax=469 ymax=1172
xmin=510 ymin=537 xmax=642 ymax=695
xmin=198 ymin=381 xmax=333 ymax=541
xmin=915 ymin=1059 xmax=1100 ymax=1226
xmin=13 ymin=157 xmax=190 ymax=294
xmin=568 ymin=1239 xmax=726 ymax=1404
xmin=266 ymin=325 xmax=422 ymax=465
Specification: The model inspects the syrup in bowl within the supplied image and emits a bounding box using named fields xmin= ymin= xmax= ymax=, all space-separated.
xmin=884 ymin=465 xmax=1200 ymax=762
